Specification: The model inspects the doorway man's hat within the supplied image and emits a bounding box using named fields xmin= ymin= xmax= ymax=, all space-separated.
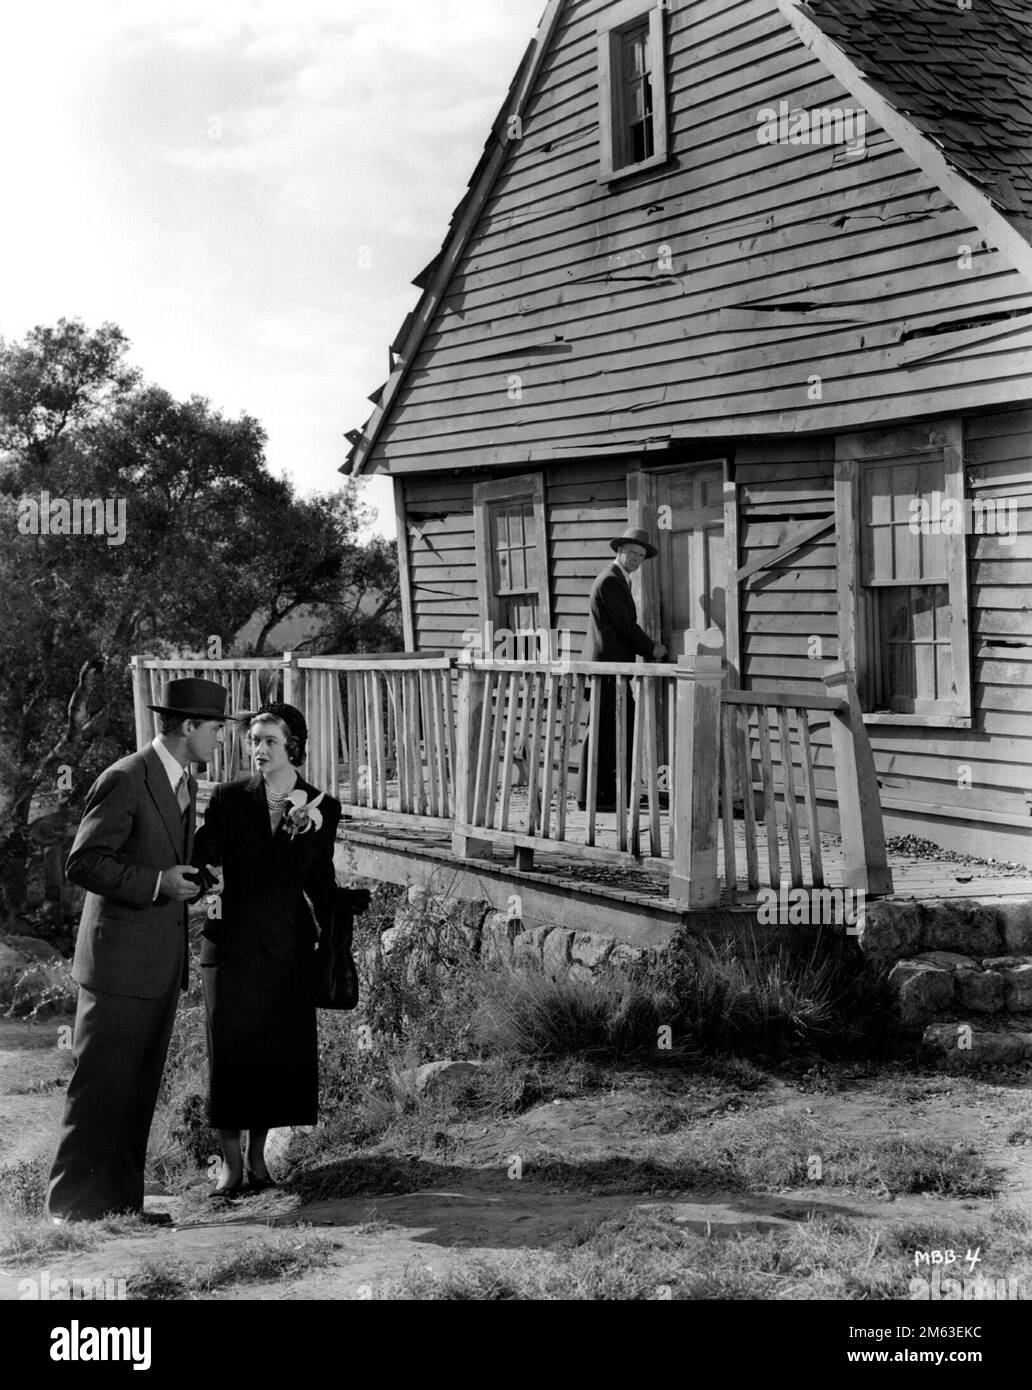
xmin=146 ymin=678 xmax=235 ymax=721
xmin=610 ymin=526 xmax=658 ymax=559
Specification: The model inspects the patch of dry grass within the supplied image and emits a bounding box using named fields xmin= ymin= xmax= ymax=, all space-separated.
xmin=377 ymin=1203 xmax=1032 ymax=1301
xmin=130 ymin=1232 xmax=335 ymax=1300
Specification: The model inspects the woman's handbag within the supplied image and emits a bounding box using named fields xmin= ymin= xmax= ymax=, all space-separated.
xmin=312 ymin=886 xmax=370 ymax=1010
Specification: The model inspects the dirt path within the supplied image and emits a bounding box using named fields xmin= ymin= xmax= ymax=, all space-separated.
xmin=2 ymin=1018 xmax=1030 ymax=1300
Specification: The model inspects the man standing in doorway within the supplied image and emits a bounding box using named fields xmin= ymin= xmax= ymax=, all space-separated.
xmin=577 ymin=527 xmax=666 ymax=812
xmin=47 ymin=679 xmax=231 ymax=1224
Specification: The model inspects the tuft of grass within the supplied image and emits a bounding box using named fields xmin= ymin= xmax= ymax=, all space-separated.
xmin=130 ymin=1233 xmax=334 ymax=1300
xmin=0 ymin=1156 xmax=49 ymax=1218
xmin=0 ymin=1219 xmax=100 ymax=1264
xmin=473 ymin=964 xmax=677 ymax=1061
xmin=651 ymin=933 xmax=891 ymax=1060
xmin=470 ymin=933 xmax=889 ymax=1066
xmin=870 ymin=1138 xmax=1001 ymax=1198
xmin=0 ymin=1209 xmax=168 ymax=1265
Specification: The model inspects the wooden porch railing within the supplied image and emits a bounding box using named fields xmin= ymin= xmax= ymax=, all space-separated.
xmin=450 ymin=656 xmax=674 ymax=865
xmin=130 ymin=655 xmax=290 ymax=784
xmin=296 ymin=653 xmax=454 ymax=826
xmin=130 ymin=637 xmax=893 ymax=909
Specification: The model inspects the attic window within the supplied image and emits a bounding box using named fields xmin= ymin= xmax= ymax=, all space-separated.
xmin=599 ymin=0 xmax=669 ymax=183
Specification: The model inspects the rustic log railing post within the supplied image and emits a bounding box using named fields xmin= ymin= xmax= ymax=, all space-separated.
xmin=452 ymin=652 xmax=493 ymax=859
xmin=822 ymin=664 xmax=894 ymax=895
xmin=130 ymin=656 xmax=150 ymax=752
xmin=282 ymin=650 xmax=300 ymax=707
xmin=669 ymin=628 xmax=725 ymax=909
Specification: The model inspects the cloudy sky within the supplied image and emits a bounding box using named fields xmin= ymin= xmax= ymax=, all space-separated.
xmin=0 ymin=0 xmax=545 ymax=535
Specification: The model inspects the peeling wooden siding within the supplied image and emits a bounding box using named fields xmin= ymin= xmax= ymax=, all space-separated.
xmin=732 ymin=409 xmax=1032 ymax=857
xmin=403 ymin=459 xmax=632 ymax=655
xmin=371 ymin=0 xmax=1032 ymax=473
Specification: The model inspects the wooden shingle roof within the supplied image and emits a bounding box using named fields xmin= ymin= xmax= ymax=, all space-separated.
xmin=798 ymin=0 xmax=1032 ymax=240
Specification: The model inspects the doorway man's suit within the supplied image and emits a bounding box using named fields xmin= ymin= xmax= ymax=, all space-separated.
xmin=576 ymin=561 xmax=657 ymax=809
xmin=47 ymin=745 xmax=194 ymax=1221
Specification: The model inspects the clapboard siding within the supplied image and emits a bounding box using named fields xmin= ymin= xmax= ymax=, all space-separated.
xmin=403 ymin=475 xmax=478 ymax=653
xmin=737 ymin=439 xmax=837 ymax=694
xmin=371 ymin=0 xmax=1032 ymax=471
xmin=402 ymin=460 xmax=632 ymax=655
xmin=858 ymin=409 xmax=1031 ymax=832
xmin=546 ymin=460 xmax=629 ymax=654
xmin=726 ymin=413 xmax=1031 ymax=848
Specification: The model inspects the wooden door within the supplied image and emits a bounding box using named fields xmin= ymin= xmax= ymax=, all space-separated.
xmin=653 ymin=465 xmax=727 ymax=658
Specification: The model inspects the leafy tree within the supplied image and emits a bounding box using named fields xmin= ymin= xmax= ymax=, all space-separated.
xmin=0 ymin=319 xmax=399 ymax=933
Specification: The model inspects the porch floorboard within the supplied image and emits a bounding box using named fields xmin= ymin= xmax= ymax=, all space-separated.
xmin=338 ymin=785 xmax=1032 ymax=908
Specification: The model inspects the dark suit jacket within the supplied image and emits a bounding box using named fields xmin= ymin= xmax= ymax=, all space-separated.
xmin=581 ymin=561 xmax=656 ymax=663
xmin=66 ymin=745 xmax=194 ymax=1000
xmin=193 ymin=775 xmax=341 ymax=968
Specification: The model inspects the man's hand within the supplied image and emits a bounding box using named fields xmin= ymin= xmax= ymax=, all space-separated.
xmin=159 ymin=865 xmax=201 ymax=901
xmin=652 ymin=641 xmax=668 ymax=659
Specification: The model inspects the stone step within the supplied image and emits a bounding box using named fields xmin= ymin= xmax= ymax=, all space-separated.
xmin=862 ymin=897 xmax=1032 ymax=969
xmin=888 ymin=951 xmax=1032 ymax=1030
xmin=921 ymin=1019 xmax=1032 ymax=1068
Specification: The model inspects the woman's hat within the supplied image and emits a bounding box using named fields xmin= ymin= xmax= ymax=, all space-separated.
xmin=610 ymin=526 xmax=658 ymax=559
xmin=248 ymin=702 xmax=309 ymax=746
xmin=146 ymin=678 xmax=234 ymax=720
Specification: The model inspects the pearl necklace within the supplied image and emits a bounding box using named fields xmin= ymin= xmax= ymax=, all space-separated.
xmin=264 ymin=780 xmax=296 ymax=811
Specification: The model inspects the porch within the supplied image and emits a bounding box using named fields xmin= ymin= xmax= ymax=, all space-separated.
xmin=130 ymin=642 xmax=1032 ymax=941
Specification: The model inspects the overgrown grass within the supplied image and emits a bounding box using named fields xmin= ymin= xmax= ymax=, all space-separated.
xmin=130 ymin=1233 xmax=335 ymax=1299
xmin=471 ymin=932 xmax=889 ymax=1065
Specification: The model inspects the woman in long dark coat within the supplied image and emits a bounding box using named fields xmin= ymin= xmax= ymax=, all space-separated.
xmin=193 ymin=702 xmax=340 ymax=1197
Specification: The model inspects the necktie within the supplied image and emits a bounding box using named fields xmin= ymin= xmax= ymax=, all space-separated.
xmin=177 ymin=773 xmax=190 ymax=821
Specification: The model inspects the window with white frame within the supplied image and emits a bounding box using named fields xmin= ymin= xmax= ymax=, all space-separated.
xmin=835 ymin=422 xmax=971 ymax=724
xmin=598 ymin=0 xmax=669 ymax=182
xmin=472 ymin=473 xmax=551 ymax=634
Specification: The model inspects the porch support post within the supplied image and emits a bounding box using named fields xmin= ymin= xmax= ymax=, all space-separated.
xmin=822 ymin=665 xmax=894 ymax=896
xmin=130 ymin=656 xmax=149 ymax=751
xmin=282 ymin=649 xmax=300 ymax=706
xmin=452 ymin=652 xmax=493 ymax=859
xmin=669 ymin=628 xmax=725 ymax=910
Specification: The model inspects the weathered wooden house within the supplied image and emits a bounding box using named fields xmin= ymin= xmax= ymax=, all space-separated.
xmin=343 ymin=0 xmax=1032 ymax=867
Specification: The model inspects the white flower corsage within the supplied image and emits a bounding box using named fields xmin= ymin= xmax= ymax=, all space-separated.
xmin=283 ymin=789 xmax=325 ymax=838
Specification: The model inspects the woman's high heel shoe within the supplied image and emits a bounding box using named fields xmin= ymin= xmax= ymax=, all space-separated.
xmin=210 ymin=1177 xmax=244 ymax=1200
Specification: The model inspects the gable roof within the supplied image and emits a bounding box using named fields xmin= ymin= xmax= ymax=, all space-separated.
xmin=344 ymin=0 xmax=1032 ymax=476
xmin=787 ymin=0 xmax=1032 ymax=245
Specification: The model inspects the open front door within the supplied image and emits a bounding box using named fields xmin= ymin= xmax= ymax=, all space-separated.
xmin=629 ymin=462 xmax=730 ymax=658
xmin=628 ymin=460 xmax=734 ymax=783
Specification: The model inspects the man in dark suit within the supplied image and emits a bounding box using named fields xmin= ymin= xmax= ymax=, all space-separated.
xmin=47 ymin=678 xmax=231 ymax=1224
xmin=577 ymin=527 xmax=666 ymax=811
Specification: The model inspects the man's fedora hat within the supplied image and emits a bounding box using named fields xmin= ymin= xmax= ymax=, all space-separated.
xmin=610 ymin=526 xmax=658 ymax=559
xmin=146 ymin=678 xmax=234 ymax=721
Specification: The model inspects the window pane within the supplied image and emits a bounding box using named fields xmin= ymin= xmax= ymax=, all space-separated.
xmin=490 ymin=498 xmax=537 ymax=599
xmin=874 ymin=584 xmax=952 ymax=710
xmin=862 ymin=455 xmax=948 ymax=584
xmin=620 ymin=21 xmax=654 ymax=166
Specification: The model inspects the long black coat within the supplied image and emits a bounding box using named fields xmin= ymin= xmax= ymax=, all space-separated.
xmin=580 ymin=562 xmax=656 ymax=662
xmin=576 ymin=562 xmax=658 ymax=808
xmin=193 ymin=774 xmax=341 ymax=967
xmin=192 ymin=773 xmax=342 ymax=1130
